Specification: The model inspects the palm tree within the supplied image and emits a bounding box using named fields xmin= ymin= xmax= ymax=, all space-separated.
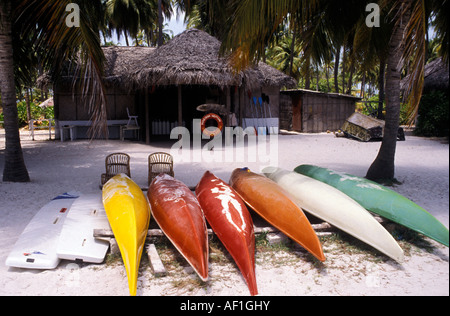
xmin=366 ymin=0 xmax=417 ymax=180
xmin=105 ymin=0 xmax=172 ymax=46
xmin=266 ymin=32 xmax=302 ymax=81
xmin=430 ymin=0 xmax=449 ymax=64
xmin=1 ymin=0 xmax=108 ymax=182
xmin=183 ymin=0 xmax=240 ymax=41
xmin=221 ymin=0 xmax=438 ymax=182
xmin=106 ymin=0 xmax=141 ymax=46
xmin=0 ymin=0 xmax=30 ymax=182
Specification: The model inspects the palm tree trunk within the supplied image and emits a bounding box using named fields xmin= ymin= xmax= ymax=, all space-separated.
xmin=377 ymin=57 xmax=386 ymax=119
xmin=334 ymin=46 xmax=341 ymax=93
xmin=341 ymin=46 xmax=346 ymax=94
xmin=326 ymin=63 xmax=331 ymax=93
xmin=360 ymin=71 xmax=366 ymax=99
xmin=304 ymin=57 xmax=311 ymax=89
xmin=124 ymin=30 xmax=130 ymax=46
xmin=289 ymin=23 xmax=297 ymax=77
xmin=366 ymin=0 xmax=411 ymax=181
xmin=158 ymin=0 xmax=163 ymax=47
xmin=0 ymin=0 xmax=30 ymax=182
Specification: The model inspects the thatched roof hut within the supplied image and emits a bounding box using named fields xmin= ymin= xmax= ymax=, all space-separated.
xmin=51 ymin=29 xmax=295 ymax=90
xmin=127 ymin=28 xmax=296 ymax=90
xmin=53 ymin=29 xmax=297 ymax=142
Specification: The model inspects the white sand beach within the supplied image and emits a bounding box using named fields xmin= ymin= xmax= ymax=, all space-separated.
xmin=0 ymin=129 xmax=448 ymax=296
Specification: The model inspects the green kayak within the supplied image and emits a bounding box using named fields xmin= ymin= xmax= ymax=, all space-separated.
xmin=294 ymin=165 xmax=449 ymax=247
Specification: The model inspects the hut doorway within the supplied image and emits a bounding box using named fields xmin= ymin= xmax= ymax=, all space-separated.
xmin=137 ymin=85 xmax=235 ymax=143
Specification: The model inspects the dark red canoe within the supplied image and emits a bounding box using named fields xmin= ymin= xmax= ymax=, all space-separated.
xmin=196 ymin=171 xmax=258 ymax=296
xmin=148 ymin=174 xmax=208 ymax=281
xmin=230 ymin=168 xmax=325 ymax=262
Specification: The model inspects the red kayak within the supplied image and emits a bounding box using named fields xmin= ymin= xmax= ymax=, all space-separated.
xmin=196 ymin=171 xmax=258 ymax=296
xmin=230 ymin=168 xmax=325 ymax=262
xmin=148 ymin=174 xmax=208 ymax=281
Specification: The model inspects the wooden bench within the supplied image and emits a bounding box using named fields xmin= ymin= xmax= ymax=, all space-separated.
xmin=57 ymin=120 xmax=128 ymax=141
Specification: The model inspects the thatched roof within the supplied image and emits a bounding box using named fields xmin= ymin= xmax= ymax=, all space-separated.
xmin=45 ymin=29 xmax=296 ymax=91
xmin=127 ymin=28 xmax=297 ymax=90
xmin=422 ymin=58 xmax=449 ymax=92
xmin=37 ymin=46 xmax=157 ymax=89
xmin=401 ymin=57 xmax=449 ymax=93
xmin=103 ymin=46 xmax=155 ymax=86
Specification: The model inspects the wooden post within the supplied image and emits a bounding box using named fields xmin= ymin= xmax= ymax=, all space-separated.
xmin=145 ymin=87 xmax=150 ymax=145
xmin=147 ymin=244 xmax=167 ymax=277
xmin=226 ymin=86 xmax=231 ymax=127
xmin=177 ymin=85 xmax=182 ymax=127
xmin=239 ymin=87 xmax=244 ymax=127
xmin=234 ymin=86 xmax=239 ymax=125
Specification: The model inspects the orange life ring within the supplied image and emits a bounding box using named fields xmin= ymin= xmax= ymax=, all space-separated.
xmin=201 ymin=113 xmax=223 ymax=137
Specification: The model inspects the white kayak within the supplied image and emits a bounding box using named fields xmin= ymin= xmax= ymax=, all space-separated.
xmin=262 ymin=167 xmax=404 ymax=263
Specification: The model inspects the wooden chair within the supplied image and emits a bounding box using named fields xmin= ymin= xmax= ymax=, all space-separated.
xmin=148 ymin=152 xmax=174 ymax=186
xmin=101 ymin=153 xmax=131 ymax=185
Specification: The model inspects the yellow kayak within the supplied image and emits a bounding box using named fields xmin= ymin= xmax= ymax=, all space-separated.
xmin=102 ymin=174 xmax=151 ymax=296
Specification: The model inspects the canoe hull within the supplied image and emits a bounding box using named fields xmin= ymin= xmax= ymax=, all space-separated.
xmin=229 ymin=168 xmax=325 ymax=262
xmin=148 ymin=174 xmax=209 ymax=281
xmin=263 ymin=167 xmax=404 ymax=262
xmin=196 ymin=171 xmax=258 ymax=296
xmin=295 ymin=165 xmax=449 ymax=247
xmin=102 ymin=174 xmax=151 ymax=296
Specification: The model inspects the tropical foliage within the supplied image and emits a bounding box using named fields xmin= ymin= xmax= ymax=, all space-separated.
xmin=0 ymin=0 xmax=178 ymax=181
xmin=215 ymin=0 xmax=448 ymax=181
xmin=414 ymin=91 xmax=449 ymax=137
xmin=1 ymin=0 xmax=449 ymax=182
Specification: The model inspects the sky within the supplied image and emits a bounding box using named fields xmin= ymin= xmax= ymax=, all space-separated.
xmin=110 ymin=14 xmax=187 ymax=46
xmin=167 ymin=12 xmax=187 ymax=36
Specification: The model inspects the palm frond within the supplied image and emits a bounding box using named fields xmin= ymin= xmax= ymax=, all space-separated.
xmin=15 ymin=0 xmax=108 ymax=138
xmin=401 ymin=0 xmax=426 ymax=124
xmin=430 ymin=0 xmax=448 ymax=64
xmin=221 ymin=0 xmax=306 ymax=71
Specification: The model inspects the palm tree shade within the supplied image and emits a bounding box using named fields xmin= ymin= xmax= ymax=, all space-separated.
xmin=0 ymin=0 xmax=30 ymax=182
xmin=1 ymin=0 xmax=447 ymax=182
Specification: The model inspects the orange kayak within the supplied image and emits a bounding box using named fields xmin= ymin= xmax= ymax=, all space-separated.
xmin=148 ymin=174 xmax=208 ymax=281
xmin=230 ymin=168 xmax=325 ymax=262
xmin=196 ymin=171 xmax=258 ymax=296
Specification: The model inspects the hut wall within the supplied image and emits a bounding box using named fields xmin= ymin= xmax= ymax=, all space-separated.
xmin=279 ymin=94 xmax=293 ymax=130
xmin=281 ymin=90 xmax=358 ymax=133
xmin=262 ymin=86 xmax=280 ymax=118
xmin=242 ymin=86 xmax=281 ymax=127
xmin=54 ymin=84 xmax=136 ymax=139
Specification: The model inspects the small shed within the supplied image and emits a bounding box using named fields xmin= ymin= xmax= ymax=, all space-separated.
xmin=280 ymin=89 xmax=360 ymax=133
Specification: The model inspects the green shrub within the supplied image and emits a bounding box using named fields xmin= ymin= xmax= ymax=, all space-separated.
xmin=16 ymin=101 xmax=54 ymax=127
xmin=414 ymin=90 xmax=449 ymax=137
xmin=0 ymin=102 xmax=54 ymax=128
